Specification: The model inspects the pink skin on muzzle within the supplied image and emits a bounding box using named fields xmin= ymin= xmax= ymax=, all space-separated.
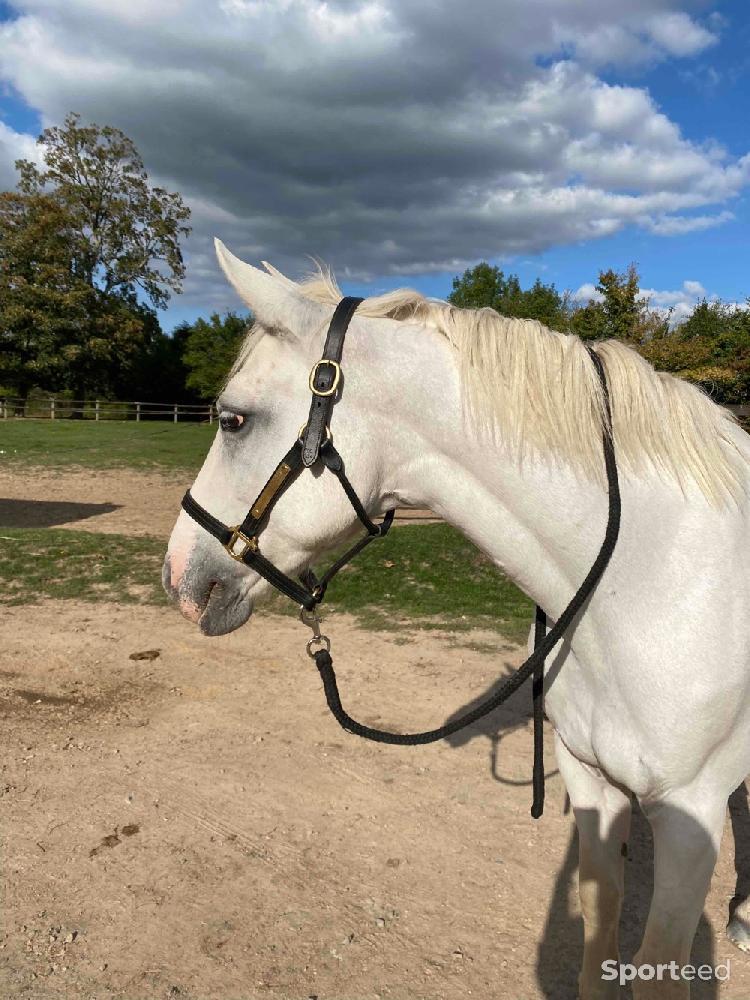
xmin=167 ymin=537 xmax=206 ymax=623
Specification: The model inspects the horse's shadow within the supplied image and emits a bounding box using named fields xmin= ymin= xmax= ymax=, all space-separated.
xmin=442 ymin=666 xmax=559 ymax=787
xmin=441 ymin=673 xmax=750 ymax=999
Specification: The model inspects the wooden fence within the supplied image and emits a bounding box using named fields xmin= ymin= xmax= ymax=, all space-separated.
xmin=0 ymin=397 xmax=216 ymax=423
xmin=1 ymin=396 xmax=747 ymax=425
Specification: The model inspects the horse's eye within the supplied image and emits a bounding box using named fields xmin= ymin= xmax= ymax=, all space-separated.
xmin=219 ymin=411 xmax=246 ymax=432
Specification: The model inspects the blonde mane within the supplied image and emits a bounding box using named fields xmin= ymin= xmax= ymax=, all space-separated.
xmin=257 ymin=262 xmax=746 ymax=506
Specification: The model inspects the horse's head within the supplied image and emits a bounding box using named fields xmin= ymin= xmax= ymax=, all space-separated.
xmin=163 ymin=241 xmax=407 ymax=636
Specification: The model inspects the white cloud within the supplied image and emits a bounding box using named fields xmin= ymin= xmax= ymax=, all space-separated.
xmin=640 ymin=279 xmax=713 ymax=324
xmin=0 ymin=119 xmax=41 ymax=191
xmin=645 ymin=12 xmax=717 ymax=58
xmin=553 ymin=5 xmax=718 ymax=68
xmin=572 ymin=282 xmax=604 ymax=304
xmin=641 ymin=210 xmax=735 ymax=235
xmin=0 ymin=0 xmax=741 ymax=311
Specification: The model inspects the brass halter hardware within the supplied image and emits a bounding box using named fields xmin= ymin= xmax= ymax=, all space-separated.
xmin=309 ymin=359 xmax=341 ymax=397
xmin=224 ymin=527 xmax=258 ymax=561
xmin=250 ymin=462 xmax=293 ymax=520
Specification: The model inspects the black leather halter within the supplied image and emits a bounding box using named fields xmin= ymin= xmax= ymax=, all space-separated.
xmin=181 ymin=297 xmax=395 ymax=613
xmin=180 ymin=297 xmax=621 ymax=819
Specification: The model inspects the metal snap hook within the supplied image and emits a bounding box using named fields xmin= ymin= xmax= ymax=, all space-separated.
xmin=300 ymin=606 xmax=331 ymax=657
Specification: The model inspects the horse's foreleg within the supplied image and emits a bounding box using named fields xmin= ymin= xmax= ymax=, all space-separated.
xmin=633 ymin=789 xmax=727 ymax=1000
xmin=555 ymin=733 xmax=632 ymax=1000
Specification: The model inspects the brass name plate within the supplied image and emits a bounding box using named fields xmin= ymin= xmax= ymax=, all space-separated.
xmin=250 ymin=462 xmax=293 ymax=520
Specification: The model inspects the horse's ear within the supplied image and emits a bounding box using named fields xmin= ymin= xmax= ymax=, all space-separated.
xmin=214 ymin=238 xmax=326 ymax=334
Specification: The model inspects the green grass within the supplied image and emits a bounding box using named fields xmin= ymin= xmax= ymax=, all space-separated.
xmin=0 ymin=523 xmax=533 ymax=642
xmin=0 ymin=528 xmax=167 ymax=605
xmin=0 ymin=419 xmax=216 ymax=472
xmin=310 ymin=523 xmax=534 ymax=642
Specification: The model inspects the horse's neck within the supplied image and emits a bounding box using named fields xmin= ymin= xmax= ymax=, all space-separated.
xmin=373 ymin=324 xmax=610 ymax=620
xmin=401 ymin=432 xmax=607 ymax=618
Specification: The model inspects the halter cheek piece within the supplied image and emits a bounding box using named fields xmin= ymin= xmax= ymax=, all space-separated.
xmin=181 ymin=297 xmax=621 ymax=820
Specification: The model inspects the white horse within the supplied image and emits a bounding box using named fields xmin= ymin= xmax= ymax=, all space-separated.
xmin=165 ymin=240 xmax=750 ymax=999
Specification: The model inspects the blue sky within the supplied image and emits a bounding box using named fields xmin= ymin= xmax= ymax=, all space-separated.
xmin=1 ymin=0 xmax=749 ymax=331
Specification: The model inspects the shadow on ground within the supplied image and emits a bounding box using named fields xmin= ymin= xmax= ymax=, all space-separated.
xmin=0 ymin=497 xmax=121 ymax=528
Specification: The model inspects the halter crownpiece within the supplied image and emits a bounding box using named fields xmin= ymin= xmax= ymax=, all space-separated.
xmin=180 ymin=296 xmax=621 ymax=819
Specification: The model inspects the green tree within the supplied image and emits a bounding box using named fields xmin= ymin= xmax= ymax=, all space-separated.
xmin=596 ymin=264 xmax=640 ymax=341
xmin=0 ymin=189 xmax=85 ymax=404
xmin=569 ymin=300 xmax=608 ymax=341
xmin=181 ymin=312 xmax=249 ymax=399
xmin=3 ymin=112 xmax=191 ymax=403
xmin=449 ymin=262 xmax=506 ymax=311
xmin=645 ymin=297 xmax=750 ymax=404
xmin=449 ymin=262 xmax=569 ymax=329
xmin=105 ymin=313 xmax=202 ymax=406
xmin=569 ymin=264 xmax=668 ymax=344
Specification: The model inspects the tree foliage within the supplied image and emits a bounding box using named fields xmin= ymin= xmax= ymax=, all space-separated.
xmin=17 ymin=113 xmax=190 ymax=308
xmin=180 ymin=312 xmax=249 ymax=399
xmin=0 ymin=190 xmax=83 ymax=398
xmin=449 ymin=263 xmax=569 ymax=330
xmin=0 ymin=113 xmax=191 ymax=402
xmin=640 ymin=297 xmax=749 ymax=404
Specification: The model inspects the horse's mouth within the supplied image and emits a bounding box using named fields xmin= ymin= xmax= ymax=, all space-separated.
xmin=162 ymin=555 xmax=252 ymax=636
xmin=197 ymin=580 xmax=254 ymax=636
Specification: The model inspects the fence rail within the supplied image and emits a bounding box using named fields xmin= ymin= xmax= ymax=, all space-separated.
xmin=1 ymin=396 xmax=747 ymax=424
xmin=0 ymin=397 xmax=216 ymax=423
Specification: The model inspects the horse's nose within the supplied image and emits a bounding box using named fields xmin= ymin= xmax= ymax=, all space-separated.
xmin=162 ymin=550 xmax=217 ymax=623
xmin=164 ymin=542 xmax=192 ymax=592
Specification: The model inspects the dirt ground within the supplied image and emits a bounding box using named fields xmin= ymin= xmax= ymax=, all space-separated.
xmin=0 ymin=467 xmax=438 ymax=537
xmin=1 ymin=466 xmax=750 ymax=999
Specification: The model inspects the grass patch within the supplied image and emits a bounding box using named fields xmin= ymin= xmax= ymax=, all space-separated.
xmin=314 ymin=523 xmax=534 ymax=643
xmin=0 ymin=523 xmax=533 ymax=643
xmin=0 ymin=528 xmax=168 ymax=606
xmin=0 ymin=420 xmax=216 ymax=472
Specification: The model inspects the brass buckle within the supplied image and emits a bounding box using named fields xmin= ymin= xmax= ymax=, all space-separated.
xmin=309 ymin=359 xmax=341 ymax=397
xmin=224 ymin=526 xmax=258 ymax=561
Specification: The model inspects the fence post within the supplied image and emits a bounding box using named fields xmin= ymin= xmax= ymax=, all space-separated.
xmin=50 ymin=398 xmax=56 ymax=420
xmin=173 ymin=404 xmax=178 ymax=424
xmin=95 ymin=400 xmax=100 ymax=422
xmin=1 ymin=399 xmax=5 ymax=419
xmin=208 ymin=404 xmax=213 ymax=425
xmin=136 ymin=402 xmax=141 ymax=423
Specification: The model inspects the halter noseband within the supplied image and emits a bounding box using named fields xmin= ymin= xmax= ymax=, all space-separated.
xmin=181 ymin=296 xmax=395 ymax=613
xmin=179 ymin=296 xmax=621 ymax=820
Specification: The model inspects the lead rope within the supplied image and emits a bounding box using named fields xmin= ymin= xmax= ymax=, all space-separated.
xmin=302 ymin=346 xmax=620 ymax=819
